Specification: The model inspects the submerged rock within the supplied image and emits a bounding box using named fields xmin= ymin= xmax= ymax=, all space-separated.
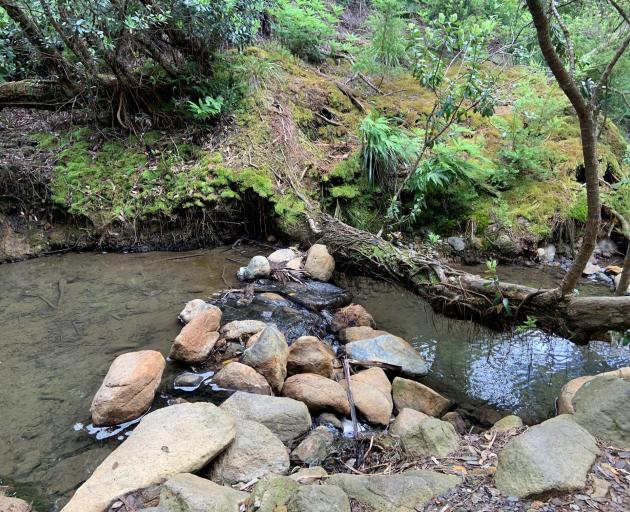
xmin=304 ymin=244 xmax=335 ymax=281
xmin=253 ymin=280 xmax=352 ymax=312
xmin=237 ymin=255 xmax=271 ymax=281
xmin=390 ymin=408 xmax=459 ymax=458
xmin=282 ymin=373 xmax=350 ymax=416
xmin=291 ymin=427 xmax=335 ymax=465
xmin=287 ymin=336 xmax=336 ymax=378
xmin=392 ymin=377 xmax=451 ymax=417
xmin=287 ymin=485 xmax=350 ymax=512
xmin=160 ymin=473 xmax=248 ymax=512
xmin=328 ymin=471 xmax=462 ymax=512
xmin=178 ymin=299 xmax=212 ymax=324
xmin=209 ymin=420 xmax=290 ymax=485
xmin=494 ymin=415 xmax=599 ymax=499
xmin=241 ymin=325 xmax=289 ymax=393
xmin=212 ymin=362 xmax=272 ymax=395
xmin=331 ymin=304 xmax=375 ymax=332
xmin=220 ymin=392 xmax=311 ymax=445
xmin=339 ymin=367 xmax=392 ymax=426
xmin=170 ymin=307 xmax=222 ymax=364
xmin=90 ymin=350 xmax=165 ymax=426
xmin=344 ymin=335 xmax=429 ymax=378
xmin=63 ymin=403 xmax=236 ymax=512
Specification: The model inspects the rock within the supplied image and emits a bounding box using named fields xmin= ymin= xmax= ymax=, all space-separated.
xmin=245 ymin=330 xmax=263 ymax=348
xmin=338 ymin=326 xmax=388 ymax=343
xmin=286 ymin=257 xmax=303 ymax=270
xmin=253 ymin=280 xmax=352 ymax=311
xmin=287 ymin=485 xmax=350 ymax=512
xmin=442 ymin=411 xmax=467 ymax=435
xmin=268 ymin=249 xmax=297 ymax=266
xmin=282 ymin=373 xmax=350 ymax=416
xmin=159 ymin=473 xmax=248 ymax=512
xmin=557 ymin=367 xmax=630 ymax=414
xmin=174 ymin=372 xmax=209 ymax=390
xmin=289 ymin=467 xmax=328 ymax=483
xmin=291 ymin=427 xmax=334 ymax=465
xmin=495 ymin=415 xmax=599 ymax=499
xmin=256 ymin=292 xmax=292 ymax=306
xmin=212 ymin=362 xmax=272 ymax=395
xmin=170 ymin=307 xmax=222 ymax=364
xmin=63 ymin=403 xmax=236 ymax=512
xmin=606 ymin=265 xmax=623 ymax=275
xmin=328 ymin=471 xmax=462 ymax=512
xmin=90 ymin=350 xmax=165 ymax=426
xmin=220 ymin=320 xmax=267 ymax=341
xmin=573 ymin=376 xmax=630 ymax=449
xmin=209 ymin=420 xmax=290 ymax=485
xmin=220 ymin=392 xmax=311 ymax=445
xmin=583 ymin=262 xmax=603 ymax=276
xmin=316 ymin=413 xmax=343 ymax=430
xmin=0 ymin=496 xmax=32 ymax=512
xmin=241 ymin=325 xmax=289 ymax=393
xmin=237 ymin=255 xmax=271 ymax=281
xmin=390 ymin=409 xmax=459 ymax=457
xmin=339 ymin=368 xmax=392 ymax=426
xmin=614 ymin=273 xmax=630 ymax=294
xmin=492 ymin=415 xmax=524 ymax=431
xmin=304 ymin=244 xmax=335 ymax=281
xmin=392 ymin=377 xmax=450 ymax=417
xmin=178 ymin=299 xmax=212 ymax=324
xmin=287 ymin=336 xmax=336 ymax=378
xmin=246 ymin=475 xmax=299 ymax=512
xmin=345 ymin=335 xmax=428 ymax=378
xmin=447 ymin=236 xmax=466 ymax=252
xmin=331 ymin=304 xmax=375 ymax=332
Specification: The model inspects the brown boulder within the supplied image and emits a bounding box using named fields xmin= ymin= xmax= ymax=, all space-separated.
xmin=282 ymin=373 xmax=350 ymax=416
xmin=304 ymin=244 xmax=335 ymax=281
xmin=339 ymin=326 xmax=388 ymax=343
xmin=241 ymin=325 xmax=289 ymax=393
xmin=170 ymin=307 xmax=222 ymax=364
xmin=392 ymin=377 xmax=451 ymax=417
xmin=90 ymin=350 xmax=165 ymax=426
xmin=212 ymin=362 xmax=272 ymax=395
xmin=331 ymin=304 xmax=375 ymax=332
xmin=340 ymin=368 xmax=392 ymax=426
xmin=287 ymin=336 xmax=336 ymax=378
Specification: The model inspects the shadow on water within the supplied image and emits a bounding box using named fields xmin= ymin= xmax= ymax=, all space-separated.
xmin=0 ymin=251 xmax=628 ymax=509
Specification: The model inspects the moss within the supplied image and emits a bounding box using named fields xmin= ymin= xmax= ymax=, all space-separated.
xmin=330 ymin=184 xmax=361 ymax=199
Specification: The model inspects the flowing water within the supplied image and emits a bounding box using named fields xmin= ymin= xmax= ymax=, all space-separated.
xmin=1 ymin=249 xmax=629 ymax=510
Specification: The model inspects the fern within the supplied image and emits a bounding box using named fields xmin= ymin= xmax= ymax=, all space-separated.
xmin=187 ymin=95 xmax=224 ymax=120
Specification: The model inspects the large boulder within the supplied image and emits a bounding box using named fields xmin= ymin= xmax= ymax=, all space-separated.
xmin=220 ymin=319 xmax=267 ymax=341
xmin=339 ymin=326 xmax=389 ymax=343
xmin=392 ymin=377 xmax=451 ymax=417
xmin=237 ymin=256 xmax=271 ymax=281
xmin=557 ymin=367 xmax=630 ymax=414
xmin=339 ymin=367 xmax=392 ymax=426
xmin=331 ymin=304 xmax=375 ymax=332
xmin=63 ymin=403 xmax=236 ymax=512
xmin=390 ymin=408 xmax=459 ymax=457
xmin=282 ymin=373 xmax=350 ymax=416
xmin=572 ymin=376 xmax=630 ymax=449
xmin=160 ymin=473 xmax=248 ymax=512
xmin=209 ymin=420 xmax=290 ymax=485
xmin=241 ymin=325 xmax=289 ymax=393
xmin=212 ymin=362 xmax=272 ymax=395
xmin=0 ymin=496 xmax=31 ymax=512
xmin=287 ymin=485 xmax=350 ymax=512
xmin=220 ymin=392 xmax=311 ymax=445
xmin=494 ymin=415 xmax=599 ymax=498
xmin=268 ymin=248 xmax=297 ymax=267
xmin=90 ymin=350 xmax=165 ymax=426
xmin=178 ymin=299 xmax=212 ymax=324
xmin=287 ymin=336 xmax=336 ymax=378
xmin=170 ymin=307 xmax=222 ymax=364
xmin=291 ymin=427 xmax=334 ymax=465
xmin=304 ymin=244 xmax=335 ymax=281
xmin=344 ymin=335 xmax=428 ymax=378
xmin=328 ymin=471 xmax=462 ymax=512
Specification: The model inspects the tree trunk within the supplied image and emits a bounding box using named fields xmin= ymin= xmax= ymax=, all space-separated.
xmin=0 ymin=79 xmax=71 ymax=106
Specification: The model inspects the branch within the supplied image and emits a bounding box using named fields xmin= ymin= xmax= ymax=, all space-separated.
xmin=551 ymin=0 xmax=576 ymax=76
xmin=591 ymin=31 xmax=630 ymax=106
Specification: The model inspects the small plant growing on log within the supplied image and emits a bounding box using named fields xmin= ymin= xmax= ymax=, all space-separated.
xmin=485 ymin=259 xmax=512 ymax=316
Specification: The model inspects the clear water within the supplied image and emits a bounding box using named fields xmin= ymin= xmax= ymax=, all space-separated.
xmin=0 ymin=251 xmax=629 ymax=510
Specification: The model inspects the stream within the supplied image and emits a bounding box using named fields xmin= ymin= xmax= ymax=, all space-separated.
xmin=1 ymin=248 xmax=629 ymax=510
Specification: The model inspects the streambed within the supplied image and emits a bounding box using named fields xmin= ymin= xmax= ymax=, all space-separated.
xmin=0 ymin=248 xmax=629 ymax=510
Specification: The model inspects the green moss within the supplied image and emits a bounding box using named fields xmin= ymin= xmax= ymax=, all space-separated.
xmin=239 ymin=167 xmax=275 ymax=197
xmin=330 ymin=184 xmax=361 ymax=199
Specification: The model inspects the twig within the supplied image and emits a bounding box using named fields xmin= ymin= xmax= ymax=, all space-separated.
xmin=343 ymin=358 xmax=359 ymax=440
xmin=23 ymin=292 xmax=56 ymax=309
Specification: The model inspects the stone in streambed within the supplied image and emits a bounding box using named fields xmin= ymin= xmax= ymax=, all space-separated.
xmin=178 ymin=299 xmax=212 ymax=324
xmin=339 ymin=367 xmax=392 ymax=426
xmin=63 ymin=402 xmax=235 ymax=512
xmin=345 ymin=335 xmax=428 ymax=378
xmin=494 ymin=414 xmax=599 ymax=499
xmin=492 ymin=415 xmax=523 ymax=431
xmin=241 ymin=325 xmax=289 ymax=393
xmin=390 ymin=408 xmax=459 ymax=457
xmin=220 ymin=319 xmax=267 ymax=341
xmin=209 ymin=420 xmax=289 ymax=485
xmin=160 ymin=473 xmax=248 ymax=512
xmin=268 ymin=248 xmax=297 ymax=267
xmin=291 ymin=427 xmax=334 ymax=465
xmin=304 ymin=244 xmax=335 ymax=281
xmin=170 ymin=307 xmax=222 ymax=364
xmin=246 ymin=475 xmax=299 ymax=512
xmin=237 ymin=255 xmax=271 ymax=282
xmin=220 ymin=392 xmax=311 ymax=445
xmin=442 ymin=411 xmax=467 ymax=435
xmin=282 ymin=373 xmax=350 ymax=416
xmin=557 ymin=366 xmax=630 ymax=414
xmin=339 ymin=326 xmax=388 ymax=343
xmin=331 ymin=304 xmax=375 ymax=332
xmin=392 ymin=377 xmax=451 ymax=417
xmin=287 ymin=336 xmax=336 ymax=378
xmin=212 ymin=362 xmax=272 ymax=395
xmin=289 ymin=466 xmax=329 ymax=484
xmin=287 ymin=485 xmax=350 ymax=512
xmin=90 ymin=350 xmax=165 ymax=426
xmin=328 ymin=471 xmax=462 ymax=512
xmin=0 ymin=496 xmax=32 ymax=512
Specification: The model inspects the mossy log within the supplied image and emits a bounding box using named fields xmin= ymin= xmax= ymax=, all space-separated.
xmin=311 ymin=214 xmax=630 ymax=344
xmin=0 ymin=79 xmax=70 ymax=107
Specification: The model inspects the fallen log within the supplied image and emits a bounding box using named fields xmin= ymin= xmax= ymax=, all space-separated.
xmin=0 ymin=79 xmax=71 ymax=107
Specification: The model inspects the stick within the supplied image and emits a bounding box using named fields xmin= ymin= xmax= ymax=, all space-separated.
xmin=343 ymin=358 xmax=359 ymax=439
xmin=23 ymin=292 xmax=56 ymax=309
xmin=335 ymin=82 xmax=366 ymax=112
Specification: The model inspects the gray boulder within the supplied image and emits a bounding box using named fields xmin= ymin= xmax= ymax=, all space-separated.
xmin=209 ymin=420 xmax=290 ymax=485
xmin=237 ymin=256 xmax=271 ymax=281
xmin=390 ymin=408 xmax=459 ymax=457
xmin=160 ymin=473 xmax=248 ymax=512
xmin=178 ymin=299 xmax=211 ymax=324
xmin=345 ymin=335 xmax=428 ymax=378
xmin=241 ymin=325 xmax=289 ymax=393
xmin=447 ymin=236 xmax=466 ymax=252
xmin=220 ymin=392 xmax=311 ymax=445
xmin=247 ymin=475 xmax=299 ymax=512
xmin=287 ymin=485 xmax=350 ymax=512
xmin=291 ymin=427 xmax=334 ymax=465
xmin=495 ymin=415 xmax=599 ymax=498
